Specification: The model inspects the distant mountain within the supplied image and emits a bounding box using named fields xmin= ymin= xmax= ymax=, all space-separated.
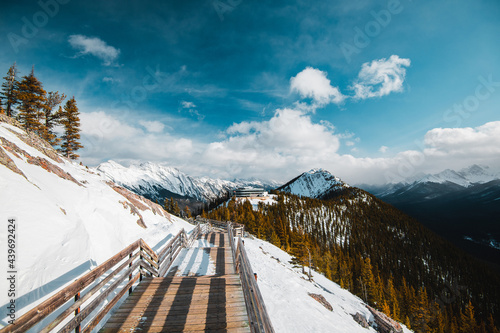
xmin=96 ymin=160 xmax=280 ymax=203
xmin=277 ymin=168 xmax=351 ymax=200
xmin=360 ymin=165 xmax=500 ymax=269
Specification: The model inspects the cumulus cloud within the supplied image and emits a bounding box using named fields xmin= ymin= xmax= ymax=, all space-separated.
xmin=290 ymin=67 xmax=345 ymax=105
xmin=424 ymin=121 xmax=500 ymax=158
xmin=352 ymin=55 xmax=411 ymax=99
xmin=78 ymin=109 xmax=500 ymax=185
xmin=379 ymin=146 xmax=388 ymax=153
xmin=68 ymin=35 xmax=120 ymax=66
xmin=181 ymin=101 xmax=196 ymax=109
xmin=139 ymin=120 xmax=165 ymax=133
xmin=79 ymin=111 xmax=195 ymax=166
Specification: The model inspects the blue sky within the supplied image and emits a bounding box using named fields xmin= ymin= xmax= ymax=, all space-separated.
xmin=1 ymin=0 xmax=499 ymax=184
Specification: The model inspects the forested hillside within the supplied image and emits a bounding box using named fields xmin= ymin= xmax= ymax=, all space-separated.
xmin=208 ymin=190 xmax=500 ymax=333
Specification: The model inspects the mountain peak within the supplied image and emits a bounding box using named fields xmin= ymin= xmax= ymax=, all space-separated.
xmin=278 ymin=168 xmax=349 ymax=199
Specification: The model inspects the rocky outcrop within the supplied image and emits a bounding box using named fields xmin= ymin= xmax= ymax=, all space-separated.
xmin=1 ymin=137 xmax=82 ymax=186
xmin=0 ymin=146 xmax=26 ymax=178
xmin=108 ymin=182 xmax=169 ymax=218
xmin=352 ymin=312 xmax=369 ymax=329
xmin=308 ymin=293 xmax=333 ymax=312
xmin=367 ymin=305 xmax=403 ymax=333
xmin=0 ymin=114 xmax=62 ymax=163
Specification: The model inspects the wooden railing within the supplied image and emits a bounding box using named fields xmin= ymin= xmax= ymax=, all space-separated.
xmin=0 ymin=224 xmax=201 ymax=333
xmin=227 ymin=222 xmax=274 ymax=333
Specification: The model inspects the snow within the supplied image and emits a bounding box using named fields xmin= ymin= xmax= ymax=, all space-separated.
xmin=279 ymin=168 xmax=349 ymax=198
xmin=396 ymin=164 xmax=500 ymax=188
xmin=0 ymin=123 xmax=194 ymax=329
xmin=235 ymin=194 xmax=278 ymax=210
xmin=96 ymin=160 xmax=281 ymax=202
xmin=167 ymin=247 xmax=216 ymax=276
xmin=244 ymin=236 xmax=412 ymax=333
xmin=0 ymin=120 xmax=411 ymax=332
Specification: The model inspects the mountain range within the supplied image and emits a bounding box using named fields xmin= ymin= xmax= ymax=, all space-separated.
xmin=360 ymin=165 xmax=500 ymax=269
xmin=95 ymin=160 xmax=280 ymax=203
xmin=0 ymin=115 xmax=399 ymax=332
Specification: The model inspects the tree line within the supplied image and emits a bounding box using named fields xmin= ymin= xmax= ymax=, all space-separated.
xmin=0 ymin=62 xmax=83 ymax=159
xmin=208 ymin=191 xmax=500 ymax=333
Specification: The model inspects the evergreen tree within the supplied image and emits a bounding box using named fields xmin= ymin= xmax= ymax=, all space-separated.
xmin=460 ymin=300 xmax=477 ymax=333
xmin=42 ymin=91 xmax=66 ymax=145
xmin=59 ymin=97 xmax=83 ymax=159
xmin=0 ymin=96 xmax=4 ymax=114
xmin=16 ymin=66 xmax=46 ymax=133
xmin=184 ymin=205 xmax=192 ymax=218
xmin=173 ymin=201 xmax=181 ymax=216
xmin=1 ymin=63 xmax=19 ymax=117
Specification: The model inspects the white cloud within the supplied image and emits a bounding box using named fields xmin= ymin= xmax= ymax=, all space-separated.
xmin=181 ymin=101 xmax=196 ymax=109
xmin=379 ymin=146 xmax=388 ymax=153
xmin=139 ymin=120 xmax=165 ymax=133
xmin=290 ymin=67 xmax=345 ymax=105
xmin=79 ymin=111 xmax=195 ymax=166
xmin=352 ymin=55 xmax=411 ymax=99
xmin=424 ymin=121 xmax=500 ymax=159
xmin=68 ymin=35 xmax=120 ymax=66
xmin=77 ymin=113 xmax=500 ymax=186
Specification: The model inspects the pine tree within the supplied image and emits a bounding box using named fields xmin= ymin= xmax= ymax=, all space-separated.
xmin=0 ymin=95 xmax=4 ymax=114
xmin=16 ymin=66 xmax=46 ymax=133
xmin=59 ymin=97 xmax=83 ymax=159
xmin=184 ymin=205 xmax=192 ymax=218
xmin=1 ymin=63 xmax=19 ymax=117
xmin=460 ymin=300 xmax=477 ymax=333
xmin=269 ymin=230 xmax=281 ymax=248
xmin=173 ymin=201 xmax=181 ymax=216
xmin=42 ymin=91 xmax=66 ymax=145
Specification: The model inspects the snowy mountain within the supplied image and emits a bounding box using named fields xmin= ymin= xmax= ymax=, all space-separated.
xmin=0 ymin=115 xmax=407 ymax=332
xmin=96 ymin=160 xmax=280 ymax=203
xmin=0 ymin=115 xmax=194 ymax=327
xmin=277 ymin=168 xmax=350 ymax=199
xmin=360 ymin=165 xmax=500 ymax=268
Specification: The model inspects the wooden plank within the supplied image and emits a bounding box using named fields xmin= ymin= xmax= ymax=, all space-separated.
xmin=40 ymin=251 xmax=141 ymax=332
xmin=82 ymin=273 xmax=140 ymax=333
xmin=0 ymin=240 xmax=141 ymax=333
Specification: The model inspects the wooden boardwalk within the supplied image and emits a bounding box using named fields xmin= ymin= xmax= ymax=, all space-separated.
xmin=100 ymin=231 xmax=251 ymax=333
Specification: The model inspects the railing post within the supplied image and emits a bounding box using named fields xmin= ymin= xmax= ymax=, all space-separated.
xmin=129 ymin=253 xmax=134 ymax=295
xmin=74 ymin=292 xmax=81 ymax=333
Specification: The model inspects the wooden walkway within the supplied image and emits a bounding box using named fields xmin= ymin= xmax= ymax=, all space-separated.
xmin=100 ymin=231 xmax=251 ymax=333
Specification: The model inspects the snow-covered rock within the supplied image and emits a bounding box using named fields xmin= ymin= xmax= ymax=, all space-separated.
xmin=277 ymin=168 xmax=349 ymax=199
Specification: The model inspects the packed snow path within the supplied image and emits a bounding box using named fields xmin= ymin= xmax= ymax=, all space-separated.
xmin=100 ymin=231 xmax=251 ymax=332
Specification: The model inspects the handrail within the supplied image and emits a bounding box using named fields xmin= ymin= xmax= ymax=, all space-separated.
xmin=0 ymin=223 xmax=203 ymax=333
xmin=227 ymin=222 xmax=274 ymax=333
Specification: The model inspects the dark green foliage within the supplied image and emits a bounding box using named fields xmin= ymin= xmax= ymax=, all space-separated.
xmin=59 ymin=97 xmax=83 ymax=159
xmin=42 ymin=91 xmax=66 ymax=145
xmin=16 ymin=67 xmax=46 ymax=133
xmin=1 ymin=63 xmax=19 ymax=117
xmin=209 ymin=190 xmax=500 ymax=332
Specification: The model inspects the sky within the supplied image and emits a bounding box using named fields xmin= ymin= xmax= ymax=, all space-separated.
xmin=1 ymin=0 xmax=499 ymax=184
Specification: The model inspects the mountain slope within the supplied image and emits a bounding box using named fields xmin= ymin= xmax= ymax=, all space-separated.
xmin=0 ymin=115 xmax=401 ymax=332
xmin=211 ymin=171 xmax=500 ymax=331
xmin=277 ymin=168 xmax=350 ymax=199
xmin=0 ymin=115 xmax=194 ymax=327
xmin=96 ymin=160 xmax=280 ymax=203
xmin=360 ymin=165 xmax=500 ymax=268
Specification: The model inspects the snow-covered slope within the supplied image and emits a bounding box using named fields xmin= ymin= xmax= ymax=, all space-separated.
xmin=245 ymin=237 xmax=411 ymax=333
xmin=0 ymin=115 xmax=194 ymax=327
xmin=277 ymin=168 xmax=349 ymax=199
xmin=96 ymin=160 xmax=280 ymax=202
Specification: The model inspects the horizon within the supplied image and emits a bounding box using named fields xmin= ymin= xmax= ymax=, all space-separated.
xmin=1 ymin=0 xmax=499 ymax=184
